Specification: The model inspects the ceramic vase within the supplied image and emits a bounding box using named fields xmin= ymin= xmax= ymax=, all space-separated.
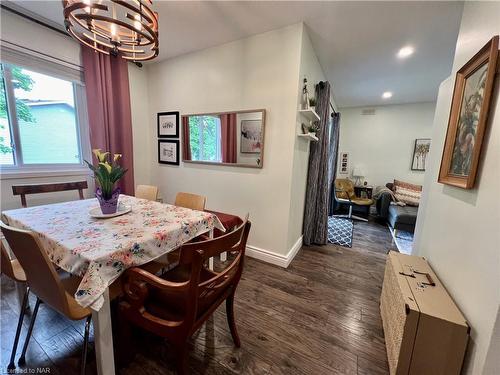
xmin=96 ymin=187 xmax=120 ymax=215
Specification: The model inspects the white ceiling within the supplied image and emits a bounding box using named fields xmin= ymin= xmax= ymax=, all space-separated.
xmin=6 ymin=1 xmax=463 ymax=108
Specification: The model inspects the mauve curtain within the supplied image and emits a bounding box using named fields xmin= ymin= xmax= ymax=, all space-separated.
xmin=182 ymin=116 xmax=191 ymax=160
xmin=328 ymin=112 xmax=341 ymax=215
xmin=81 ymin=47 xmax=135 ymax=195
xmin=303 ymin=81 xmax=331 ymax=245
xmin=220 ymin=113 xmax=237 ymax=163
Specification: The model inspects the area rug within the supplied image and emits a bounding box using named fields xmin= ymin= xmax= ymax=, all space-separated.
xmin=388 ymin=226 xmax=414 ymax=255
xmin=328 ymin=216 xmax=353 ymax=248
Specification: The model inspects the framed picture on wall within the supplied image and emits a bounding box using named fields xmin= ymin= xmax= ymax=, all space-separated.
xmin=411 ymin=139 xmax=431 ymax=171
xmin=158 ymin=140 xmax=179 ymax=165
xmin=240 ymin=120 xmax=262 ymax=153
xmin=339 ymin=152 xmax=349 ymax=174
xmin=157 ymin=111 xmax=179 ymax=138
xmin=438 ymin=35 xmax=498 ymax=189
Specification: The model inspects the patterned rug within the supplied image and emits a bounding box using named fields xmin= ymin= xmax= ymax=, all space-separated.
xmin=327 ymin=216 xmax=353 ymax=248
xmin=388 ymin=226 xmax=414 ymax=254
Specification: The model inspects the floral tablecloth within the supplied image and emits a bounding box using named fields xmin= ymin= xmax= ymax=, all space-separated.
xmin=2 ymin=195 xmax=224 ymax=310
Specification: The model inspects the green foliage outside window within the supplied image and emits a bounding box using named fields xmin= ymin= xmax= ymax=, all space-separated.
xmin=189 ymin=115 xmax=219 ymax=161
xmin=0 ymin=65 xmax=36 ymax=154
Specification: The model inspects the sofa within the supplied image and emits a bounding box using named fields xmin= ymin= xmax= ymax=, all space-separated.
xmin=376 ymin=183 xmax=418 ymax=233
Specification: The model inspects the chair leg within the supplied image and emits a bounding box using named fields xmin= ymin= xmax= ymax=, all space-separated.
xmin=226 ymin=291 xmax=240 ymax=348
xmin=80 ymin=315 xmax=92 ymax=375
xmin=351 ymin=214 xmax=369 ymax=222
xmin=18 ymin=297 xmax=41 ymax=366
xmin=175 ymin=341 xmax=189 ymax=375
xmin=8 ymin=286 xmax=30 ymax=370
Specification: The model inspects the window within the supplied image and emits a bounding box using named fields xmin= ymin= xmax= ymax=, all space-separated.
xmin=0 ymin=62 xmax=87 ymax=172
xmin=188 ymin=115 xmax=222 ymax=162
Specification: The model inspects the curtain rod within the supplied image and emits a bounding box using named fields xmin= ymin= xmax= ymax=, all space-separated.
xmin=1 ymin=4 xmax=69 ymax=37
xmin=318 ymin=81 xmax=338 ymax=116
xmin=330 ymin=102 xmax=337 ymax=116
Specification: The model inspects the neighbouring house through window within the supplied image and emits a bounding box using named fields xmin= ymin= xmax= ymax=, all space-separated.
xmin=188 ymin=115 xmax=222 ymax=162
xmin=0 ymin=61 xmax=87 ymax=171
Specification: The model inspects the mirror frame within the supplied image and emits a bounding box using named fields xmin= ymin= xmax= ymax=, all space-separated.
xmin=181 ymin=109 xmax=266 ymax=169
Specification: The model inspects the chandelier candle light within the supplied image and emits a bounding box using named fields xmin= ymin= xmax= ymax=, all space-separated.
xmin=86 ymin=149 xmax=128 ymax=214
xmin=63 ymin=0 xmax=159 ymax=62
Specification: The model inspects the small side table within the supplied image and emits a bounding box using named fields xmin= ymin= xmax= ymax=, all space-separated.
xmin=354 ymin=185 xmax=373 ymax=199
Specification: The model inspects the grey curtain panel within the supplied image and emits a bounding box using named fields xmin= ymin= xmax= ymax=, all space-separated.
xmin=303 ymin=81 xmax=331 ymax=246
xmin=328 ymin=112 xmax=341 ymax=215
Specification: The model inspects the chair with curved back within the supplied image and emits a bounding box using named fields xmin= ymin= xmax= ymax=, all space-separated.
xmin=0 ymin=221 xmax=93 ymax=375
xmin=136 ymin=185 xmax=159 ymax=201
xmin=119 ymin=219 xmax=251 ymax=374
xmin=1 ymin=239 xmax=28 ymax=371
xmin=174 ymin=192 xmax=206 ymax=211
xmin=334 ymin=178 xmax=374 ymax=222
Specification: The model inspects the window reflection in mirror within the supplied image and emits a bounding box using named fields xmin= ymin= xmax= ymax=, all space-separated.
xmin=182 ymin=109 xmax=265 ymax=168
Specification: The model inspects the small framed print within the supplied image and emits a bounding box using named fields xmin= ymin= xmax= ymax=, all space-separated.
xmin=411 ymin=138 xmax=431 ymax=171
xmin=339 ymin=152 xmax=349 ymax=174
xmin=158 ymin=140 xmax=179 ymax=165
xmin=157 ymin=111 xmax=179 ymax=138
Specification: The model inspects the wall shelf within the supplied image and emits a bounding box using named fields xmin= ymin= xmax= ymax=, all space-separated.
xmin=297 ymin=133 xmax=319 ymax=142
xmin=298 ymin=108 xmax=320 ymax=122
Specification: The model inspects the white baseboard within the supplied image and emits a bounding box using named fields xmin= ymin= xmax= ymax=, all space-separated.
xmin=245 ymin=236 xmax=303 ymax=268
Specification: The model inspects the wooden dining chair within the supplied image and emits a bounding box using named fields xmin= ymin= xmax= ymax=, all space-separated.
xmin=119 ymin=219 xmax=251 ymax=374
xmin=12 ymin=181 xmax=88 ymax=208
xmin=0 ymin=221 xmax=93 ymax=375
xmin=136 ymin=185 xmax=159 ymax=201
xmin=174 ymin=192 xmax=206 ymax=211
xmin=1 ymin=238 xmax=28 ymax=371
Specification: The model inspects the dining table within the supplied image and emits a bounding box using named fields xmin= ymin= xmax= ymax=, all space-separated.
xmin=1 ymin=195 xmax=224 ymax=375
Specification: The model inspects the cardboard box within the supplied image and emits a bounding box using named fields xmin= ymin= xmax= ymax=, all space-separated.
xmin=380 ymin=251 xmax=469 ymax=375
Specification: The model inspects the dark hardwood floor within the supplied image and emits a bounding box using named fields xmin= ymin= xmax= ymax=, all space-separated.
xmin=0 ymin=218 xmax=396 ymax=374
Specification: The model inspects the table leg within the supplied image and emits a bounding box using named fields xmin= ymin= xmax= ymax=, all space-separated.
xmin=92 ymin=288 xmax=116 ymax=375
xmin=220 ymin=225 xmax=229 ymax=262
xmin=208 ymin=229 xmax=214 ymax=271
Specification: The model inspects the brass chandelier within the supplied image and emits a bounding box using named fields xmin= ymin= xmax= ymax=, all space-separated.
xmin=63 ymin=0 xmax=159 ymax=62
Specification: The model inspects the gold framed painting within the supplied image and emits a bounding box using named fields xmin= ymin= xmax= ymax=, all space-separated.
xmin=438 ymin=35 xmax=498 ymax=189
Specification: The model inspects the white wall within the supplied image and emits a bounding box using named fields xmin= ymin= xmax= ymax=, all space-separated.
xmin=338 ymin=102 xmax=435 ymax=188
xmin=413 ymin=2 xmax=500 ymax=374
xmin=145 ymin=24 xmax=303 ymax=259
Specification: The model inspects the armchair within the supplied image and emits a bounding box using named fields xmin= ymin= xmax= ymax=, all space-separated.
xmin=334 ymin=179 xmax=374 ymax=222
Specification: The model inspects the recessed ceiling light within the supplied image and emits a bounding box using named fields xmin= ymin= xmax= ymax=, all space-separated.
xmin=382 ymin=91 xmax=393 ymax=99
xmin=397 ymin=46 xmax=415 ymax=59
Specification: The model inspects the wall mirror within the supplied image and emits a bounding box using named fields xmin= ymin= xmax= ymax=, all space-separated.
xmin=182 ymin=109 xmax=265 ymax=168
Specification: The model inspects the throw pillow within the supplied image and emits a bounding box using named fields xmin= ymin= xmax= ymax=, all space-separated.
xmin=393 ymin=179 xmax=422 ymax=206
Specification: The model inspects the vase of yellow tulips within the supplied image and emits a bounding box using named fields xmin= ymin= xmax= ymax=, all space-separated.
xmin=85 ymin=149 xmax=127 ymax=215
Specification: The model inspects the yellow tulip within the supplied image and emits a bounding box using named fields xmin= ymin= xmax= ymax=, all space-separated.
xmin=113 ymin=154 xmax=122 ymax=162
xmin=99 ymin=162 xmax=112 ymax=173
xmin=92 ymin=149 xmax=101 ymax=158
